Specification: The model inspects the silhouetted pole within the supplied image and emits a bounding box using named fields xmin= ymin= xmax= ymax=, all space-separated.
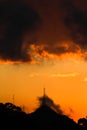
xmin=42 ymin=88 xmax=46 ymax=106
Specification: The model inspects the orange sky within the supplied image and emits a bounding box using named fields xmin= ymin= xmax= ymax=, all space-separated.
xmin=0 ymin=58 xmax=87 ymax=122
xmin=1 ymin=0 xmax=87 ymax=123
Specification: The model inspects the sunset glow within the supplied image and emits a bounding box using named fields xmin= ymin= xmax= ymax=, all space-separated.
xmin=0 ymin=58 xmax=87 ymax=122
xmin=0 ymin=0 xmax=87 ymax=123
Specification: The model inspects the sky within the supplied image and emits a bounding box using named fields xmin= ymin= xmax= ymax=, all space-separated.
xmin=0 ymin=0 xmax=87 ymax=122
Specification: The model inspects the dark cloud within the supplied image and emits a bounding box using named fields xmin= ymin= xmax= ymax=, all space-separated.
xmin=0 ymin=0 xmax=87 ymax=63
xmin=38 ymin=95 xmax=63 ymax=114
xmin=28 ymin=0 xmax=87 ymax=59
xmin=0 ymin=0 xmax=41 ymax=62
xmin=64 ymin=0 xmax=87 ymax=52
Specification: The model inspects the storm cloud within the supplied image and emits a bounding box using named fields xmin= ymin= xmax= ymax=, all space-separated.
xmin=0 ymin=0 xmax=41 ymax=62
xmin=28 ymin=0 xmax=87 ymax=60
xmin=64 ymin=0 xmax=87 ymax=51
xmin=0 ymin=0 xmax=87 ymax=63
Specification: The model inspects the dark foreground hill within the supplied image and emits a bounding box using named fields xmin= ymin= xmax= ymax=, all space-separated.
xmin=0 ymin=102 xmax=81 ymax=130
xmin=28 ymin=105 xmax=80 ymax=130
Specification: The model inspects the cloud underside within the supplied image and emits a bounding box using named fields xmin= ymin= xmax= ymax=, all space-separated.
xmin=0 ymin=0 xmax=87 ymax=64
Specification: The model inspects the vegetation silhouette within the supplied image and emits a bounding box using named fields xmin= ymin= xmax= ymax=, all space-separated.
xmin=0 ymin=99 xmax=85 ymax=130
xmin=38 ymin=94 xmax=64 ymax=114
xmin=78 ymin=117 xmax=87 ymax=129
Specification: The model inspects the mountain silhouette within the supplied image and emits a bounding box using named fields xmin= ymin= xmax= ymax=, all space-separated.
xmin=28 ymin=104 xmax=80 ymax=130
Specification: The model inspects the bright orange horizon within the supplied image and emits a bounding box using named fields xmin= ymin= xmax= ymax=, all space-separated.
xmin=0 ymin=58 xmax=87 ymax=123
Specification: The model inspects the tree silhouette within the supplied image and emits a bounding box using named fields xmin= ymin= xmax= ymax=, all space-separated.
xmin=78 ymin=117 xmax=87 ymax=129
xmin=4 ymin=102 xmax=22 ymax=112
xmin=38 ymin=95 xmax=64 ymax=114
xmin=0 ymin=101 xmax=83 ymax=130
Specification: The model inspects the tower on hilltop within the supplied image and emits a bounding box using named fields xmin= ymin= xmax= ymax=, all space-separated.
xmin=42 ymin=88 xmax=46 ymax=106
